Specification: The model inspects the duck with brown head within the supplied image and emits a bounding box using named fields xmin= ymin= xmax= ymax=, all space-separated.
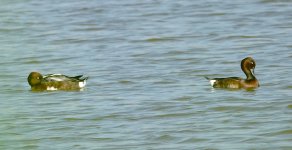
xmin=27 ymin=72 xmax=88 ymax=91
xmin=205 ymin=57 xmax=259 ymax=89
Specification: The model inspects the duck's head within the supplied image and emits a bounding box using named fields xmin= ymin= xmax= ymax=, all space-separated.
xmin=241 ymin=57 xmax=256 ymax=79
xmin=27 ymin=72 xmax=43 ymax=86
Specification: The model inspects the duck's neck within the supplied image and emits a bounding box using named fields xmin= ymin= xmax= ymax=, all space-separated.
xmin=244 ymin=69 xmax=256 ymax=80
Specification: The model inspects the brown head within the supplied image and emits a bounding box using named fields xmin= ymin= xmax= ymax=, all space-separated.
xmin=241 ymin=57 xmax=256 ymax=80
xmin=27 ymin=72 xmax=43 ymax=86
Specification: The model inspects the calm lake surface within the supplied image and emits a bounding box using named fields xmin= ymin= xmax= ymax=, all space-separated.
xmin=0 ymin=0 xmax=291 ymax=149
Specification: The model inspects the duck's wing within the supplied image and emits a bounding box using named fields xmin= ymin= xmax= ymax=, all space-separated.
xmin=205 ymin=76 xmax=242 ymax=81
xmin=43 ymin=74 xmax=72 ymax=82
xmin=205 ymin=76 xmax=243 ymax=88
xmin=44 ymin=74 xmax=88 ymax=82
xmin=71 ymin=75 xmax=88 ymax=81
xmin=214 ymin=77 xmax=242 ymax=81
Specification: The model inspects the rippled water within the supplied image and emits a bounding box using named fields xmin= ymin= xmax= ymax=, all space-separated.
xmin=1 ymin=0 xmax=292 ymax=149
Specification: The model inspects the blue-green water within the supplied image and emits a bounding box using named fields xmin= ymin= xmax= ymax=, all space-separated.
xmin=1 ymin=0 xmax=292 ymax=149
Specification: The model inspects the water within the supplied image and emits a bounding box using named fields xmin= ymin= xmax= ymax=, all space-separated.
xmin=0 ymin=0 xmax=291 ymax=149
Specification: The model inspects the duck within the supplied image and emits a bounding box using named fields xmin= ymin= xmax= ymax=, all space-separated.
xmin=27 ymin=72 xmax=88 ymax=91
xmin=205 ymin=57 xmax=259 ymax=89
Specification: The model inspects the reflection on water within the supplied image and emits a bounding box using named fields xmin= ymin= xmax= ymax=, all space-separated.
xmin=0 ymin=0 xmax=291 ymax=149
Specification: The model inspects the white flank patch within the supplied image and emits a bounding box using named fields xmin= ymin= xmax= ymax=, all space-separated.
xmin=79 ymin=80 xmax=86 ymax=88
xmin=44 ymin=74 xmax=64 ymax=81
xmin=209 ymin=80 xmax=216 ymax=86
xmin=47 ymin=86 xmax=58 ymax=91
xmin=44 ymin=74 xmax=62 ymax=78
xmin=49 ymin=77 xmax=64 ymax=81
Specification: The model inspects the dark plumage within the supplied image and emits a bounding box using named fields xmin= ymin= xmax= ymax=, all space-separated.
xmin=27 ymin=72 xmax=88 ymax=91
xmin=205 ymin=57 xmax=259 ymax=89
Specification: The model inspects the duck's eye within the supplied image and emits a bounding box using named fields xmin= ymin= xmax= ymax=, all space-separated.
xmin=250 ymin=62 xmax=255 ymax=68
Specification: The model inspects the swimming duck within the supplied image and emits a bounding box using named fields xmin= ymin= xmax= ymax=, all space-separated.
xmin=27 ymin=72 xmax=88 ymax=91
xmin=205 ymin=57 xmax=259 ymax=89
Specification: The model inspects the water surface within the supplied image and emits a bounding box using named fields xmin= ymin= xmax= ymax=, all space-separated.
xmin=0 ymin=0 xmax=291 ymax=149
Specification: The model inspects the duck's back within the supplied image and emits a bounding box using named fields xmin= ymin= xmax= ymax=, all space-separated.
xmin=42 ymin=74 xmax=87 ymax=90
xmin=212 ymin=77 xmax=243 ymax=88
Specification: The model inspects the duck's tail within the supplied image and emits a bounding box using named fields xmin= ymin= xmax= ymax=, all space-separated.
xmin=78 ymin=76 xmax=88 ymax=88
xmin=73 ymin=75 xmax=89 ymax=81
xmin=81 ymin=76 xmax=89 ymax=81
xmin=204 ymin=76 xmax=216 ymax=86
